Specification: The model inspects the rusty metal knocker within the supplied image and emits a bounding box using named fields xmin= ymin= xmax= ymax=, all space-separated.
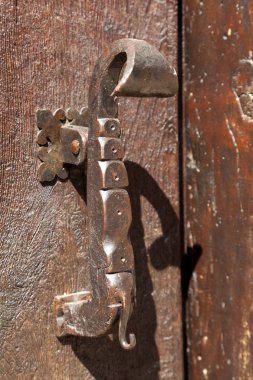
xmin=36 ymin=38 xmax=178 ymax=350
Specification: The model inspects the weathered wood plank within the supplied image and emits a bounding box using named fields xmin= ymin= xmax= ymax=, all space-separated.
xmin=0 ymin=1 xmax=182 ymax=379
xmin=184 ymin=1 xmax=253 ymax=379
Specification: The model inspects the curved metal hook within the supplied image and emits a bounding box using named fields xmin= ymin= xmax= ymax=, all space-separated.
xmin=119 ymin=321 xmax=136 ymax=350
xmin=118 ymin=295 xmax=136 ymax=350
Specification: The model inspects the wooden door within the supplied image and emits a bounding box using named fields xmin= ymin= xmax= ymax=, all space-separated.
xmin=184 ymin=1 xmax=253 ymax=379
xmin=0 ymin=1 xmax=183 ymax=379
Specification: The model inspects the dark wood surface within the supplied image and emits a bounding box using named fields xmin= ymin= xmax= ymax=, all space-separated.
xmin=0 ymin=1 xmax=183 ymax=379
xmin=184 ymin=1 xmax=253 ymax=379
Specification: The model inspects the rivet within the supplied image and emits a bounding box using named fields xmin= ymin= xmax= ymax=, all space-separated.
xmin=71 ymin=140 xmax=80 ymax=155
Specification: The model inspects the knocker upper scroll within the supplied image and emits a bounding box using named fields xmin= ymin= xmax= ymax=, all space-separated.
xmin=36 ymin=38 xmax=178 ymax=350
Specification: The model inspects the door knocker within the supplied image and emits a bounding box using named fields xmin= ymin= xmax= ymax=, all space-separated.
xmin=36 ymin=38 xmax=178 ymax=350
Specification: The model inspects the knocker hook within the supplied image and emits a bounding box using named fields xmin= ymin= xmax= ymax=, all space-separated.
xmin=118 ymin=297 xmax=136 ymax=350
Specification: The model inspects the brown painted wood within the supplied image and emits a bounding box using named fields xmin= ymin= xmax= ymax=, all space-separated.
xmin=0 ymin=1 xmax=183 ymax=379
xmin=184 ymin=1 xmax=253 ymax=379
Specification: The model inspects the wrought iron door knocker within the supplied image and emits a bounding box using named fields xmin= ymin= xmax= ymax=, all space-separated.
xmin=36 ymin=38 xmax=178 ymax=350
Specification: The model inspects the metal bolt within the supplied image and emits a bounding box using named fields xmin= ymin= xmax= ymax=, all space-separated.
xmin=71 ymin=140 xmax=80 ymax=155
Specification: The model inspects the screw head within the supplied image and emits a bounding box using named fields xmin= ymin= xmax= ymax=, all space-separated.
xmin=71 ymin=140 xmax=80 ymax=155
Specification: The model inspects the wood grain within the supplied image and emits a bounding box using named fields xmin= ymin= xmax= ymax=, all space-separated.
xmin=184 ymin=1 xmax=253 ymax=379
xmin=0 ymin=1 xmax=182 ymax=379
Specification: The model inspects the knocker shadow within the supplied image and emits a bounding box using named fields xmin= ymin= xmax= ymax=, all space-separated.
xmin=62 ymin=161 xmax=180 ymax=380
